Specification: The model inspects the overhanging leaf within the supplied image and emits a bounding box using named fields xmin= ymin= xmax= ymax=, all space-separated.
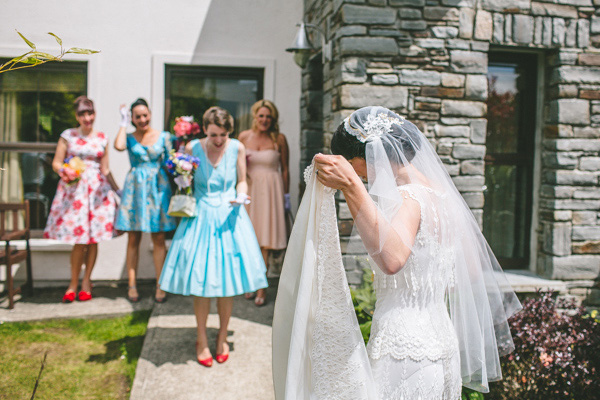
xmin=19 ymin=57 xmax=43 ymax=65
xmin=16 ymin=30 xmax=35 ymax=49
xmin=66 ymin=47 xmax=99 ymax=55
xmin=30 ymin=52 xmax=56 ymax=61
xmin=47 ymin=32 xmax=62 ymax=46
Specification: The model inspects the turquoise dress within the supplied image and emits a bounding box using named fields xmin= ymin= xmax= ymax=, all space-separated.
xmin=159 ymin=139 xmax=268 ymax=297
xmin=115 ymin=131 xmax=176 ymax=232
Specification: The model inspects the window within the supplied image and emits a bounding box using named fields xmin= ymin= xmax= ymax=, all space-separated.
xmin=484 ymin=53 xmax=537 ymax=269
xmin=0 ymin=60 xmax=87 ymax=232
xmin=164 ymin=65 xmax=264 ymax=137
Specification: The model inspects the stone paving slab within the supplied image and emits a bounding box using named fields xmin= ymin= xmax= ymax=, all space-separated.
xmin=130 ymin=288 xmax=277 ymax=400
xmin=0 ymin=283 xmax=155 ymax=322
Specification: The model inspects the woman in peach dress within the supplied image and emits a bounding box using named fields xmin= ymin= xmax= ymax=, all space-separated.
xmin=238 ymin=100 xmax=289 ymax=306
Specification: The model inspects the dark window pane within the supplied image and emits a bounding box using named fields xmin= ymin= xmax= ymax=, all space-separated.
xmin=484 ymin=53 xmax=537 ymax=269
xmin=0 ymin=60 xmax=87 ymax=231
xmin=165 ymin=66 xmax=263 ymax=137
xmin=483 ymin=164 xmax=528 ymax=260
xmin=487 ymin=65 xmax=520 ymax=154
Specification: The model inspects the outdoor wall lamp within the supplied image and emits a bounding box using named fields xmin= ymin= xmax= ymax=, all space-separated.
xmin=286 ymin=22 xmax=331 ymax=68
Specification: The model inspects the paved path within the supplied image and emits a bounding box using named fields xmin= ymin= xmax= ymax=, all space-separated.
xmin=130 ymin=283 xmax=277 ymax=400
xmin=0 ymin=283 xmax=155 ymax=322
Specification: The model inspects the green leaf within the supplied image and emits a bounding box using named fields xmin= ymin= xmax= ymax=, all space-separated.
xmin=47 ymin=32 xmax=62 ymax=46
xmin=19 ymin=57 xmax=43 ymax=65
xmin=66 ymin=47 xmax=99 ymax=55
xmin=30 ymin=52 xmax=56 ymax=61
xmin=5 ymin=53 xmax=32 ymax=64
xmin=16 ymin=30 xmax=35 ymax=49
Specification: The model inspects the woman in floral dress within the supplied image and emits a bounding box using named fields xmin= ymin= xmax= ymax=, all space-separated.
xmin=44 ymin=96 xmax=119 ymax=303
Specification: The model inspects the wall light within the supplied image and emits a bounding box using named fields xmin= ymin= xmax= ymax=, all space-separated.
xmin=286 ymin=22 xmax=331 ymax=68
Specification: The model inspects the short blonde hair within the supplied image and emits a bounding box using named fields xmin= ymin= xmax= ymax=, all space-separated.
xmin=251 ymin=99 xmax=280 ymax=142
xmin=203 ymin=106 xmax=234 ymax=133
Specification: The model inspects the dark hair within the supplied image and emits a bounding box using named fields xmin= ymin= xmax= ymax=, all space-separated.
xmin=203 ymin=106 xmax=234 ymax=133
xmin=130 ymin=98 xmax=150 ymax=127
xmin=330 ymin=122 xmax=366 ymax=160
xmin=73 ymin=96 xmax=94 ymax=115
xmin=330 ymin=119 xmax=420 ymax=162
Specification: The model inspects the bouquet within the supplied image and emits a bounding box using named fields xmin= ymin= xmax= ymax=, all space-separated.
xmin=173 ymin=115 xmax=201 ymax=151
xmin=60 ymin=156 xmax=86 ymax=185
xmin=165 ymin=150 xmax=200 ymax=217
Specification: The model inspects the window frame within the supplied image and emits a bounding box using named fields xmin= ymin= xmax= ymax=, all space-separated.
xmin=164 ymin=64 xmax=264 ymax=134
xmin=0 ymin=59 xmax=88 ymax=236
xmin=484 ymin=52 xmax=538 ymax=269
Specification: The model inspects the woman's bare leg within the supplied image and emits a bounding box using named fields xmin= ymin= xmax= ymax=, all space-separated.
xmin=126 ymin=232 xmax=142 ymax=299
xmin=151 ymin=232 xmax=167 ymax=300
xmin=80 ymin=243 xmax=97 ymax=292
xmin=193 ymin=296 xmax=212 ymax=360
xmin=254 ymin=248 xmax=269 ymax=305
xmin=67 ymin=244 xmax=86 ymax=292
xmin=216 ymin=296 xmax=233 ymax=356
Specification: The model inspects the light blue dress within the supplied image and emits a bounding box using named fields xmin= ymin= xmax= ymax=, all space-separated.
xmin=115 ymin=131 xmax=176 ymax=232
xmin=159 ymin=139 xmax=268 ymax=297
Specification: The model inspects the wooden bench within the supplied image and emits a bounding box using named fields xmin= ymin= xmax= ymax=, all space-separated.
xmin=0 ymin=201 xmax=33 ymax=309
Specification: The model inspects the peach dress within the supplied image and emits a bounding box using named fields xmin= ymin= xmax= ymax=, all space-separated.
xmin=245 ymin=148 xmax=287 ymax=250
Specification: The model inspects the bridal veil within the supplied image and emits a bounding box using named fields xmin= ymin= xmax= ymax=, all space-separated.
xmin=272 ymin=106 xmax=521 ymax=398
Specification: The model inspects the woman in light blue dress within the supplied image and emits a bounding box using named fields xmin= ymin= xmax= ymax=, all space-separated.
xmin=160 ymin=106 xmax=267 ymax=367
xmin=114 ymin=98 xmax=176 ymax=303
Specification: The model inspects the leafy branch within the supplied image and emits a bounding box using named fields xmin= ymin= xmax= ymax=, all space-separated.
xmin=0 ymin=30 xmax=99 ymax=74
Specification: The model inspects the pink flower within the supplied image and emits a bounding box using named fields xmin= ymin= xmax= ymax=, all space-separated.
xmin=191 ymin=122 xmax=201 ymax=135
xmin=56 ymin=217 xmax=64 ymax=226
xmin=74 ymin=226 xmax=85 ymax=236
xmin=73 ymin=200 xmax=83 ymax=210
xmin=62 ymin=167 xmax=79 ymax=183
xmin=180 ymin=161 xmax=193 ymax=171
xmin=97 ymin=132 xmax=105 ymax=139
xmin=76 ymin=138 xmax=86 ymax=146
xmin=173 ymin=120 xmax=192 ymax=137
xmin=105 ymin=223 xmax=113 ymax=232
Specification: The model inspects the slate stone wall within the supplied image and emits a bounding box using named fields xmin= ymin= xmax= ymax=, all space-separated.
xmin=300 ymin=0 xmax=600 ymax=302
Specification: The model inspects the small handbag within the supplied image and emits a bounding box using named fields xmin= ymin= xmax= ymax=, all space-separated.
xmin=167 ymin=193 xmax=196 ymax=217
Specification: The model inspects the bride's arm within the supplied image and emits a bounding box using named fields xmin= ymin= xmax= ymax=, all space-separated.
xmin=314 ymin=154 xmax=420 ymax=275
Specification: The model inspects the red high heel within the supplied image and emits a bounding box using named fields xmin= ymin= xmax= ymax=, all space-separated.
xmin=216 ymin=341 xmax=229 ymax=363
xmin=62 ymin=291 xmax=76 ymax=303
xmin=78 ymin=291 xmax=92 ymax=301
xmin=215 ymin=353 xmax=229 ymax=364
xmin=196 ymin=342 xmax=213 ymax=367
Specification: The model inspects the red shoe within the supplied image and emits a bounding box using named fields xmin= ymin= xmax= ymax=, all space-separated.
xmin=196 ymin=341 xmax=213 ymax=367
xmin=215 ymin=353 xmax=229 ymax=364
xmin=62 ymin=291 xmax=76 ymax=303
xmin=78 ymin=291 xmax=92 ymax=301
xmin=198 ymin=356 xmax=213 ymax=367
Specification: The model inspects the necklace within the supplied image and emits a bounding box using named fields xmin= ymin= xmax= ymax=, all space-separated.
xmin=202 ymin=140 xmax=228 ymax=207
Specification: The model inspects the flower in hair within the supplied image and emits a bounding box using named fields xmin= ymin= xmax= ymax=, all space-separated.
xmin=346 ymin=112 xmax=405 ymax=143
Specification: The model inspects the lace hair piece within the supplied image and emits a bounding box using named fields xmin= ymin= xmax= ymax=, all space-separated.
xmin=344 ymin=109 xmax=405 ymax=143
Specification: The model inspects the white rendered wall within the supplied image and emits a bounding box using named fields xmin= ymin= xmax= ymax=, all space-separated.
xmin=0 ymin=0 xmax=303 ymax=283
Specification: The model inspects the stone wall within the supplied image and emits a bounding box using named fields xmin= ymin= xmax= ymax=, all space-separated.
xmin=300 ymin=0 xmax=600 ymax=301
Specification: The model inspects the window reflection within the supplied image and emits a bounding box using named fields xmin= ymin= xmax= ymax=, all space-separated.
xmin=484 ymin=54 xmax=536 ymax=268
xmin=165 ymin=66 xmax=263 ymax=137
xmin=0 ymin=61 xmax=87 ymax=231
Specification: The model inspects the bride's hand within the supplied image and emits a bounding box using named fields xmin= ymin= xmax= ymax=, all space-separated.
xmin=313 ymin=154 xmax=359 ymax=191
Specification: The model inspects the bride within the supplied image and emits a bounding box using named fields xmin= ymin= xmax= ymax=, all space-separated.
xmin=272 ymin=106 xmax=521 ymax=399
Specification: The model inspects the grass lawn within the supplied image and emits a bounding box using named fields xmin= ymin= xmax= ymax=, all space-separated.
xmin=0 ymin=310 xmax=151 ymax=400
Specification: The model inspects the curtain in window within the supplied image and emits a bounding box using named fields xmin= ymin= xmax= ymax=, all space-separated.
xmin=0 ymin=92 xmax=22 ymax=202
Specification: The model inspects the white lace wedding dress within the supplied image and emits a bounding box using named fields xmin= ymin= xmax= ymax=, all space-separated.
xmin=368 ymin=183 xmax=461 ymax=399
xmin=272 ymin=166 xmax=462 ymax=400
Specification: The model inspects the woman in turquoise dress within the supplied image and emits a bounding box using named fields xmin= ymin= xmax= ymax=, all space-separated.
xmin=114 ymin=98 xmax=176 ymax=303
xmin=160 ymin=106 xmax=268 ymax=367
